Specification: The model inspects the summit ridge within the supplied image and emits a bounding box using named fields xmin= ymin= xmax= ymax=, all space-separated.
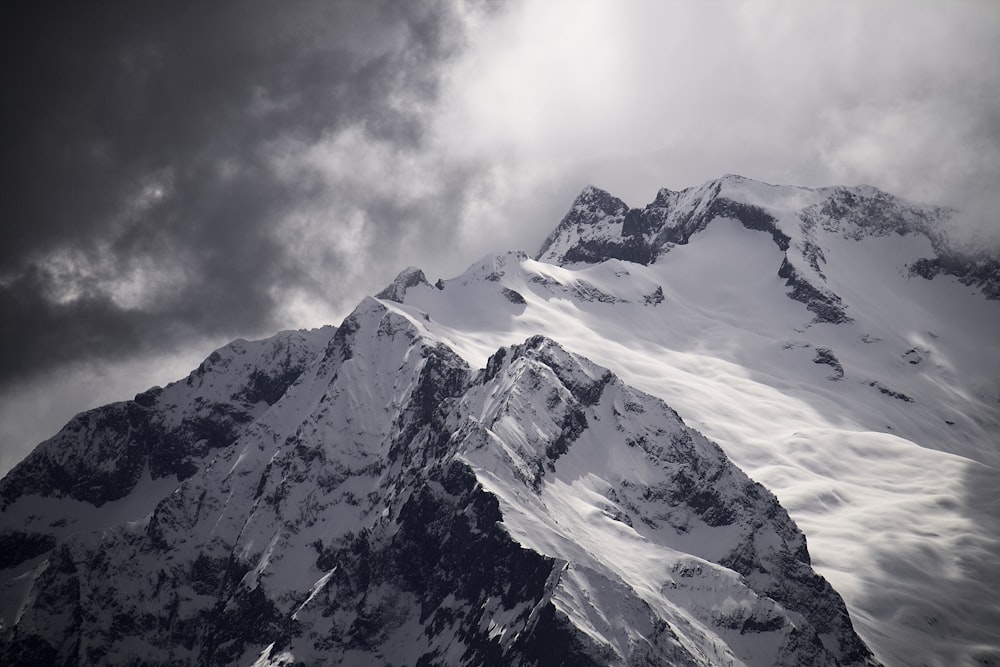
xmin=2 ymin=176 xmax=999 ymax=666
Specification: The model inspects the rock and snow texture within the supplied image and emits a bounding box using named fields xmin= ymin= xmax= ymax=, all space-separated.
xmin=0 ymin=299 xmax=874 ymax=666
xmin=394 ymin=177 xmax=1000 ymax=667
xmin=1 ymin=174 xmax=998 ymax=666
xmin=0 ymin=327 xmax=334 ymax=565
xmin=538 ymin=174 xmax=999 ymax=320
xmin=454 ymin=335 xmax=872 ymax=666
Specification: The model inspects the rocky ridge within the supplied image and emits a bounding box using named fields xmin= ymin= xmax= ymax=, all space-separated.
xmin=3 ymin=174 xmax=997 ymax=666
xmin=0 ymin=297 xmax=875 ymax=666
xmin=538 ymin=175 xmax=999 ymax=321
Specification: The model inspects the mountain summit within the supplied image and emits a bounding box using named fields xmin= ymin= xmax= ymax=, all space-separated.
xmin=2 ymin=176 xmax=998 ymax=666
xmin=539 ymin=175 xmax=998 ymax=321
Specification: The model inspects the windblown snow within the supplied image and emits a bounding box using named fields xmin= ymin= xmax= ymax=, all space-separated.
xmin=1 ymin=175 xmax=998 ymax=666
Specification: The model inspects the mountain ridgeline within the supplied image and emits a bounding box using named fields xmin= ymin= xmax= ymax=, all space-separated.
xmin=3 ymin=175 xmax=999 ymax=666
xmin=538 ymin=175 xmax=999 ymax=319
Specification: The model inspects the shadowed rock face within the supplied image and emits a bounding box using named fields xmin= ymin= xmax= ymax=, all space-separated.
xmin=376 ymin=266 xmax=432 ymax=303
xmin=538 ymin=175 xmax=998 ymax=323
xmin=778 ymin=256 xmax=851 ymax=324
xmin=0 ymin=295 xmax=876 ymax=666
xmin=910 ymin=254 xmax=1000 ymax=300
xmin=0 ymin=328 xmax=334 ymax=513
xmin=538 ymin=179 xmax=788 ymax=268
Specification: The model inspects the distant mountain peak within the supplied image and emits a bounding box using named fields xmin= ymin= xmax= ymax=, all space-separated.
xmin=538 ymin=175 xmax=1000 ymax=322
xmin=573 ymin=184 xmax=629 ymax=212
xmin=375 ymin=266 xmax=431 ymax=302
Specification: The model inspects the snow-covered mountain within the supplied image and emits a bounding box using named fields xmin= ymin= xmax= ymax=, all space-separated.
xmin=2 ymin=175 xmax=998 ymax=666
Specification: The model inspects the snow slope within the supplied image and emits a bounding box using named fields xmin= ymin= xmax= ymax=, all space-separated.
xmin=0 ymin=326 xmax=335 ymax=633
xmin=387 ymin=176 xmax=1000 ymax=666
xmin=0 ymin=297 xmax=873 ymax=666
xmin=1 ymin=174 xmax=997 ymax=666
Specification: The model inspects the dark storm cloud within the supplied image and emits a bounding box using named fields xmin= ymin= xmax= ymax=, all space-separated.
xmin=0 ymin=0 xmax=480 ymax=385
xmin=440 ymin=0 xmax=1000 ymax=252
xmin=5 ymin=0 xmax=998 ymax=476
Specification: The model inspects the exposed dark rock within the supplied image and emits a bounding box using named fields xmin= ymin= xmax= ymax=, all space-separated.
xmin=536 ymin=186 xmax=630 ymax=261
xmin=778 ymin=257 xmax=852 ymax=324
xmin=376 ymin=266 xmax=430 ymax=302
xmin=544 ymin=404 xmax=587 ymax=465
xmin=0 ymin=329 xmax=332 ymax=579
xmin=0 ymin=531 xmax=55 ymax=569
xmin=1 ymin=333 xmax=322 ymax=511
xmin=621 ymin=207 xmax=658 ymax=238
xmin=657 ymin=195 xmax=789 ymax=252
xmin=541 ymin=181 xmax=789 ymax=269
xmin=305 ymin=459 xmax=610 ymax=666
xmin=809 ymin=186 xmax=947 ymax=241
xmin=643 ymin=285 xmax=665 ymax=305
xmin=515 ymin=604 xmax=615 ymax=667
xmin=868 ymin=381 xmax=914 ymax=402
xmin=910 ymin=255 xmax=1000 ymax=300
xmin=561 ymin=237 xmax=656 ymax=266
xmin=802 ymin=238 xmax=828 ymax=278
xmin=501 ymin=287 xmax=526 ymax=305
xmin=813 ymin=347 xmax=845 ymax=380
xmin=482 ymin=346 xmax=507 ymax=384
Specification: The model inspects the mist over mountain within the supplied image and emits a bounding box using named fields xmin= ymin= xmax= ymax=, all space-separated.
xmin=1 ymin=176 xmax=997 ymax=666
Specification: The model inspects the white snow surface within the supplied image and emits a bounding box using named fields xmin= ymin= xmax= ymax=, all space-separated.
xmin=451 ymin=337 xmax=819 ymax=665
xmin=390 ymin=177 xmax=1000 ymax=666
xmin=0 ymin=325 xmax=337 ymax=645
xmin=2 ymin=175 xmax=998 ymax=666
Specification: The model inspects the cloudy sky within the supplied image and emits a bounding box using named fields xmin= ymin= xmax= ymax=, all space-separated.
xmin=2 ymin=0 xmax=998 ymax=475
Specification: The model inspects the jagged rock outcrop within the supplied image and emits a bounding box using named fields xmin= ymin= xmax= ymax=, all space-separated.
xmin=0 ymin=327 xmax=336 ymax=618
xmin=376 ymin=266 xmax=432 ymax=302
xmin=8 ymin=174 xmax=996 ymax=666
xmin=0 ymin=298 xmax=876 ymax=666
xmin=1 ymin=328 xmax=334 ymax=513
xmin=538 ymin=174 xmax=997 ymax=321
xmin=910 ymin=253 xmax=1000 ymax=299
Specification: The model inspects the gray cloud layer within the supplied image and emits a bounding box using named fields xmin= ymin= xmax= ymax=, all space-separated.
xmin=2 ymin=0 xmax=999 ymax=474
xmin=1 ymin=0 xmax=480 ymax=385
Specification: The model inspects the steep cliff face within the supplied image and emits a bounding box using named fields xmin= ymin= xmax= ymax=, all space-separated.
xmin=1 ymin=327 xmax=335 ymax=510
xmin=0 ymin=327 xmax=335 ymax=640
xmin=454 ymin=335 xmax=872 ymax=666
xmin=0 ymin=297 xmax=874 ymax=666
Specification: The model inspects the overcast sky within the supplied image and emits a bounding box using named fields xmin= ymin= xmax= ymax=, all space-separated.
xmin=2 ymin=0 xmax=998 ymax=475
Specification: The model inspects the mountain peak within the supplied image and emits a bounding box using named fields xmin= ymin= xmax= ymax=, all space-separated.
xmin=4 ymin=173 xmax=999 ymax=666
xmin=573 ymin=184 xmax=629 ymax=212
xmin=0 ymin=303 xmax=879 ymax=665
xmin=375 ymin=266 xmax=431 ymax=302
xmin=719 ymin=172 xmax=749 ymax=182
xmin=537 ymin=175 xmax=1000 ymax=322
